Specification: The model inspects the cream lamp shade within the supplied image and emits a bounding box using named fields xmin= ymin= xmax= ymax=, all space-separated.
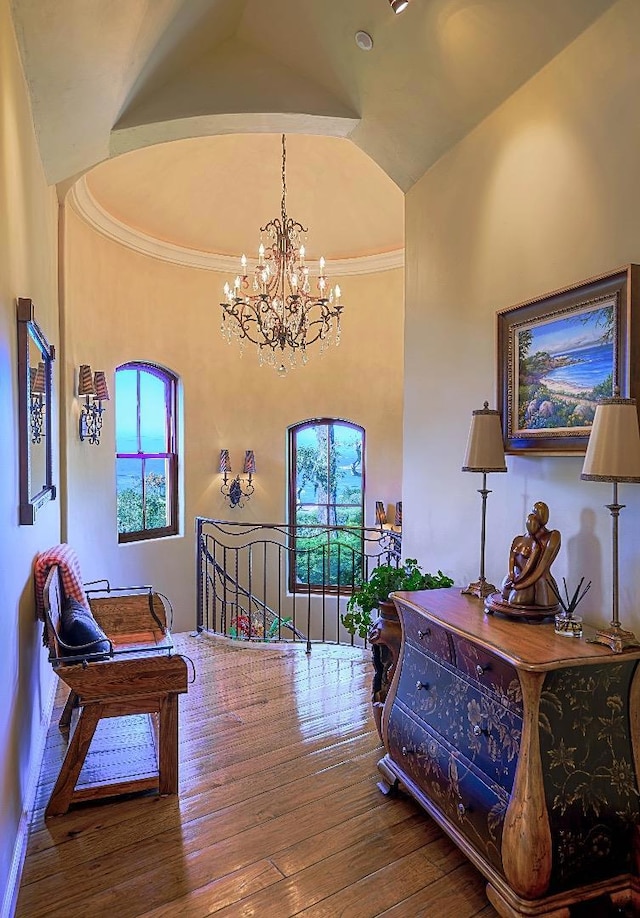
xmin=581 ymin=396 xmax=640 ymax=482
xmin=462 ymin=402 xmax=507 ymax=473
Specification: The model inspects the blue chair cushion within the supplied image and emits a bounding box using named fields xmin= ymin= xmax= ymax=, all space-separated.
xmin=60 ymin=598 xmax=111 ymax=657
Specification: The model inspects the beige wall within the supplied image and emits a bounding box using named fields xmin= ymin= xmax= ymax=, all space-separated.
xmin=404 ymin=0 xmax=640 ymax=628
xmin=0 ymin=0 xmax=59 ymax=908
xmin=9 ymin=0 xmax=640 ymax=903
xmin=63 ymin=206 xmax=404 ymax=632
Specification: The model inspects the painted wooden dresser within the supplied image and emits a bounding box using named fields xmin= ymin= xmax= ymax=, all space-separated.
xmin=377 ymin=588 xmax=640 ymax=917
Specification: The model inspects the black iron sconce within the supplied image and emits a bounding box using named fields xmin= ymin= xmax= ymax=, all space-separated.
xmin=78 ymin=364 xmax=110 ymax=445
xmin=29 ymin=362 xmax=46 ymax=443
xmin=220 ymin=449 xmax=256 ymax=508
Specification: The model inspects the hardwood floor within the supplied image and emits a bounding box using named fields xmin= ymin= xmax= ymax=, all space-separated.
xmin=16 ymin=634 xmax=498 ymax=917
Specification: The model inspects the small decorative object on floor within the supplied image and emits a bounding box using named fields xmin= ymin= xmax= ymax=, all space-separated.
xmin=485 ymin=500 xmax=561 ymax=620
xmin=551 ymin=577 xmax=591 ymax=638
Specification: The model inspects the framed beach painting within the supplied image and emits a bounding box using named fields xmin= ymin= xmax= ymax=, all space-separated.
xmin=497 ymin=266 xmax=640 ymax=454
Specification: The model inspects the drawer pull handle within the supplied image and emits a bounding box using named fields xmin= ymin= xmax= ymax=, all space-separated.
xmin=457 ymin=802 xmax=466 ymax=816
xmin=473 ymin=724 xmax=483 ymax=737
xmin=417 ymin=628 xmax=431 ymax=640
xmin=416 ymin=680 xmax=429 ymax=691
xmin=401 ymin=745 xmax=414 ymax=756
xmin=476 ymin=663 xmax=488 ymax=677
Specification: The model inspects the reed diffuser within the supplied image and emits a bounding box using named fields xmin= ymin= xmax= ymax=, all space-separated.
xmin=551 ymin=577 xmax=591 ymax=638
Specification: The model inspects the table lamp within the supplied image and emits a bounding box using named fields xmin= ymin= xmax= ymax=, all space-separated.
xmin=461 ymin=402 xmax=507 ymax=599
xmin=581 ymin=391 xmax=640 ymax=652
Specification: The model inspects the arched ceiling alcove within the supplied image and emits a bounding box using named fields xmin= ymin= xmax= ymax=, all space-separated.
xmin=11 ymin=0 xmax=617 ymax=191
xmin=73 ymin=133 xmax=405 ymax=267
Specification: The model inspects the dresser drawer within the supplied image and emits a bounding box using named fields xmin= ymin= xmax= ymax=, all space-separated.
xmin=387 ymin=703 xmax=507 ymax=874
xmin=396 ymin=643 xmax=521 ymax=791
xmin=452 ymin=634 xmax=522 ymax=713
xmin=396 ymin=601 xmax=454 ymax=664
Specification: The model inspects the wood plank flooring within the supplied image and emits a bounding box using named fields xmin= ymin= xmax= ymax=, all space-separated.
xmin=16 ymin=634 xmax=498 ymax=917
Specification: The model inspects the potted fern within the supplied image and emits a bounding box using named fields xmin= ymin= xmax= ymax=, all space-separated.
xmin=341 ymin=558 xmax=453 ymax=639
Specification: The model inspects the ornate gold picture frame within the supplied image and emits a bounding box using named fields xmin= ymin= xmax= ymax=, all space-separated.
xmin=497 ymin=266 xmax=639 ymax=454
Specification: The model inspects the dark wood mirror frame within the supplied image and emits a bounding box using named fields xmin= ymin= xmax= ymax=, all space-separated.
xmin=17 ymin=297 xmax=56 ymax=524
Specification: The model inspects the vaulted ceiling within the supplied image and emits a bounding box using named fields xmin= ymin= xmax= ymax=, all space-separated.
xmin=11 ymin=0 xmax=617 ymax=260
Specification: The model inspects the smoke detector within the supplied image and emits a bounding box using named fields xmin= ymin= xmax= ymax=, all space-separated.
xmin=355 ymin=30 xmax=374 ymax=51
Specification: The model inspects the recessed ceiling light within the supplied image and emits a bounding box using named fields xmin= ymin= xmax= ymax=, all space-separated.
xmin=355 ymin=30 xmax=374 ymax=51
xmin=389 ymin=0 xmax=410 ymax=13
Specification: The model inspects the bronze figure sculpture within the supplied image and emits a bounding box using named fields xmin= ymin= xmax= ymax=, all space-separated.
xmin=485 ymin=501 xmax=561 ymax=620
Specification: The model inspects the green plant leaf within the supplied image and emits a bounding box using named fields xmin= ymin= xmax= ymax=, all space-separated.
xmin=340 ymin=560 xmax=453 ymax=636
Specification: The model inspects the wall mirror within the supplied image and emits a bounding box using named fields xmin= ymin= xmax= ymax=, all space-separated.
xmin=17 ymin=297 xmax=56 ymax=524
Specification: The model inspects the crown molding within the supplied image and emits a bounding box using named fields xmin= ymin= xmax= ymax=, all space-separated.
xmin=68 ymin=177 xmax=403 ymax=276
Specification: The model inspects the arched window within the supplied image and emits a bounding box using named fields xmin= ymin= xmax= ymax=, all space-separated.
xmin=115 ymin=362 xmax=179 ymax=542
xmin=288 ymin=418 xmax=365 ymax=592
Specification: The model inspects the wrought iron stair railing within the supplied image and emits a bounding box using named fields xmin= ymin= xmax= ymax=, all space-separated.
xmin=196 ymin=518 xmax=401 ymax=652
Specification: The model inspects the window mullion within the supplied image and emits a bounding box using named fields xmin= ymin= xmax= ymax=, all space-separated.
xmin=136 ymin=369 xmax=142 ymax=453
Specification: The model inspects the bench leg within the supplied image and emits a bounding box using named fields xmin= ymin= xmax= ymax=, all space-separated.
xmin=46 ymin=704 xmax=102 ymax=818
xmin=158 ymin=693 xmax=179 ymax=796
xmin=58 ymin=690 xmax=79 ymax=733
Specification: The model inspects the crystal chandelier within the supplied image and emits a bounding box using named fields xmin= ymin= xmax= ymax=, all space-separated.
xmin=221 ymin=135 xmax=343 ymax=374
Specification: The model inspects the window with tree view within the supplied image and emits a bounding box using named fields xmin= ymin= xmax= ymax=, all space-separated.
xmin=116 ymin=363 xmax=178 ymax=542
xmin=289 ymin=419 xmax=364 ymax=592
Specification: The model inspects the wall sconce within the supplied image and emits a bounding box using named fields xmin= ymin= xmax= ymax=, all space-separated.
xmin=78 ymin=364 xmax=110 ymax=445
xmin=220 ymin=449 xmax=256 ymax=509
xmin=389 ymin=0 xmax=410 ymax=12
xmin=29 ymin=362 xmax=46 ymax=443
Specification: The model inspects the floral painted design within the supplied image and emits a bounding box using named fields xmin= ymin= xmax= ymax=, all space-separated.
xmin=539 ymin=662 xmax=640 ymax=892
xmin=395 ymin=644 xmax=522 ymax=791
xmin=387 ymin=703 xmax=507 ymax=873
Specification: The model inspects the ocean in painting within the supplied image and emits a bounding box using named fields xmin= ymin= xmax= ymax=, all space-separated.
xmin=517 ymin=303 xmax=614 ymax=431
xmin=541 ymin=341 xmax=613 ymax=392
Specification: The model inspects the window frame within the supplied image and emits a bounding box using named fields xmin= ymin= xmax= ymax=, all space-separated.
xmin=116 ymin=361 xmax=179 ymax=544
xmin=288 ymin=417 xmax=365 ymax=594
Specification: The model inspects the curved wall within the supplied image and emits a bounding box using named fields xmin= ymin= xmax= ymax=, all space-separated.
xmin=63 ymin=205 xmax=404 ymax=631
xmin=0 ymin=0 xmax=59 ymax=907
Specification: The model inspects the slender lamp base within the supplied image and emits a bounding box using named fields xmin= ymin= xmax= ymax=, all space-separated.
xmin=461 ymin=577 xmax=497 ymax=600
xmin=590 ymin=624 xmax=640 ymax=653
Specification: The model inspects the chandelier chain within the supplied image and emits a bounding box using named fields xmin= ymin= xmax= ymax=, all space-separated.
xmin=281 ymin=134 xmax=287 ymax=221
xmin=220 ymin=134 xmax=344 ymax=373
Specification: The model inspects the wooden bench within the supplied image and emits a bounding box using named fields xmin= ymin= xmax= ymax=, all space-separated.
xmin=42 ymin=565 xmax=189 ymax=818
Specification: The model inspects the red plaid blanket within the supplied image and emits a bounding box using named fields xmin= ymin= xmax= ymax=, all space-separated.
xmin=34 ymin=544 xmax=89 ymax=620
